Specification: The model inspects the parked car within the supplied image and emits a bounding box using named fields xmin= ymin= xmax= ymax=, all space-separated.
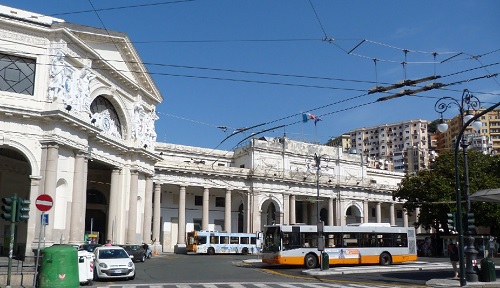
xmin=93 ymin=246 xmax=135 ymax=281
xmin=120 ymin=244 xmax=147 ymax=262
xmin=79 ymin=243 xmax=101 ymax=253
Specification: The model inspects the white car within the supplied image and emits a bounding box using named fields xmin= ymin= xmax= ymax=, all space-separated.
xmin=93 ymin=246 xmax=135 ymax=281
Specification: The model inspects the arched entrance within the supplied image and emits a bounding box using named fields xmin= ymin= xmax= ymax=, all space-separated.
xmin=85 ymin=189 xmax=108 ymax=244
xmin=261 ymin=198 xmax=281 ymax=228
xmin=345 ymin=204 xmax=363 ymax=224
xmin=0 ymin=147 xmax=31 ymax=256
xmin=237 ymin=204 xmax=244 ymax=233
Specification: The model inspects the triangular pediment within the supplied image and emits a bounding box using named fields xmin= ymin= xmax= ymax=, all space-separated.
xmin=53 ymin=22 xmax=162 ymax=103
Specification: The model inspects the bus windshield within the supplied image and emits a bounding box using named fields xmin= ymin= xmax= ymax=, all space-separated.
xmin=263 ymin=226 xmax=281 ymax=252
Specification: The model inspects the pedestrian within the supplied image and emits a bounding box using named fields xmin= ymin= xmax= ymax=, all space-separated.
xmin=448 ymin=242 xmax=459 ymax=279
xmin=105 ymin=239 xmax=112 ymax=246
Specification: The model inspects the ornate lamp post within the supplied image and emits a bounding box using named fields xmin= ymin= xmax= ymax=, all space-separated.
xmin=435 ymin=89 xmax=500 ymax=286
xmin=306 ymin=153 xmax=330 ymax=270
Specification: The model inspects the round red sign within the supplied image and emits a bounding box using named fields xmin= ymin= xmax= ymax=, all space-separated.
xmin=35 ymin=194 xmax=53 ymax=212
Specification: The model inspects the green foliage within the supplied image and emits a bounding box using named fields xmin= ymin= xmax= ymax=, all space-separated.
xmin=393 ymin=150 xmax=500 ymax=237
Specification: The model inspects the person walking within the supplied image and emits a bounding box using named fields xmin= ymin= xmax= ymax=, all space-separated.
xmin=448 ymin=242 xmax=459 ymax=279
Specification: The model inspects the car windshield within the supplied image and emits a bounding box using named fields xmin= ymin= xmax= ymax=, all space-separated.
xmin=99 ymin=249 xmax=129 ymax=259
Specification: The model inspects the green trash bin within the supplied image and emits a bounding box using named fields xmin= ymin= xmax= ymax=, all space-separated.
xmin=39 ymin=245 xmax=79 ymax=288
xmin=321 ymin=252 xmax=329 ymax=270
xmin=480 ymin=258 xmax=496 ymax=282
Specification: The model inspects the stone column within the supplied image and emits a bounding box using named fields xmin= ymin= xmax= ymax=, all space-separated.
xmin=176 ymin=185 xmax=186 ymax=251
xmin=224 ymin=189 xmax=231 ymax=232
xmin=283 ymin=194 xmax=289 ymax=225
xmin=202 ymin=187 xmax=209 ymax=231
xmin=376 ymin=202 xmax=382 ymax=223
xmin=415 ymin=207 xmax=422 ymax=233
xmin=339 ymin=199 xmax=345 ymax=226
xmin=107 ymin=168 xmax=121 ymax=243
xmin=152 ymin=182 xmax=161 ymax=242
xmin=127 ymin=170 xmax=139 ymax=243
xmin=390 ymin=203 xmax=395 ymax=226
xmin=328 ymin=197 xmax=334 ymax=226
xmin=403 ymin=210 xmax=409 ymax=227
xmin=43 ymin=143 xmax=59 ymax=243
xmin=289 ymin=195 xmax=296 ymax=224
xmin=69 ymin=151 xmax=86 ymax=245
xmin=27 ymin=176 xmax=42 ymax=253
xmin=143 ymin=177 xmax=153 ymax=243
xmin=363 ymin=200 xmax=369 ymax=223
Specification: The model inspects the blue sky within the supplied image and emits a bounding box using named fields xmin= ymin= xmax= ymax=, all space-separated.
xmin=4 ymin=1 xmax=500 ymax=150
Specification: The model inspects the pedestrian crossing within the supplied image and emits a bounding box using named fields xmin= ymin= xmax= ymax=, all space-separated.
xmin=101 ymin=281 xmax=415 ymax=288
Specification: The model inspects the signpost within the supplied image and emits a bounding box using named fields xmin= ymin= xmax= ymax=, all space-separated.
xmin=34 ymin=194 xmax=53 ymax=288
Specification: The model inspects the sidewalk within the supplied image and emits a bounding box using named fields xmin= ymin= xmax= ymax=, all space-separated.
xmin=426 ymin=278 xmax=500 ymax=288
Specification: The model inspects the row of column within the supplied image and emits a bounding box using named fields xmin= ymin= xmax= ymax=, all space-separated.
xmin=172 ymin=185 xmax=233 ymax=248
xmin=284 ymin=194 xmax=412 ymax=227
xmin=39 ymin=142 xmax=156 ymax=245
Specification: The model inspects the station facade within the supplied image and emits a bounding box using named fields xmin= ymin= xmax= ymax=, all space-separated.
xmin=0 ymin=5 xmax=422 ymax=257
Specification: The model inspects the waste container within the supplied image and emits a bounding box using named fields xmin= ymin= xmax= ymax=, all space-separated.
xmin=479 ymin=258 xmax=496 ymax=282
xmin=78 ymin=250 xmax=94 ymax=286
xmin=321 ymin=252 xmax=329 ymax=270
xmin=39 ymin=245 xmax=79 ymax=288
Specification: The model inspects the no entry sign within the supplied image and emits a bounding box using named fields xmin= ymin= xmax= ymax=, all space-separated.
xmin=35 ymin=194 xmax=53 ymax=212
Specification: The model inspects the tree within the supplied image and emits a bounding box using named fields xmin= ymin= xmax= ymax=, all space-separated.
xmin=393 ymin=150 xmax=500 ymax=237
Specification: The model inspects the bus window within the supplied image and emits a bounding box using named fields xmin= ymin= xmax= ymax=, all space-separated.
xmin=197 ymin=236 xmax=207 ymax=245
xmin=241 ymin=237 xmax=249 ymax=244
xmin=221 ymin=236 xmax=229 ymax=244
xmin=250 ymin=236 xmax=256 ymax=245
xmin=394 ymin=233 xmax=407 ymax=247
xmin=301 ymin=232 xmax=317 ymax=248
xmin=376 ymin=234 xmax=392 ymax=247
xmin=343 ymin=233 xmax=359 ymax=247
xmin=325 ymin=233 xmax=341 ymax=248
xmin=360 ymin=233 xmax=377 ymax=247
xmin=210 ymin=236 xmax=219 ymax=244
xmin=230 ymin=236 xmax=239 ymax=244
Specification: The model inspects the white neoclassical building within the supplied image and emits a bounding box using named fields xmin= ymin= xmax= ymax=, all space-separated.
xmin=0 ymin=5 xmax=424 ymax=258
xmin=153 ymin=137 xmax=424 ymax=253
xmin=0 ymin=5 xmax=162 ymax=257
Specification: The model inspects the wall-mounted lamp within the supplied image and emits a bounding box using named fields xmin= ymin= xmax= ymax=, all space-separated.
xmin=137 ymin=196 xmax=142 ymax=200
xmin=143 ymin=144 xmax=148 ymax=149
xmin=91 ymin=118 xmax=96 ymax=124
xmin=159 ymin=152 xmax=163 ymax=156
xmin=65 ymin=105 xmax=72 ymax=112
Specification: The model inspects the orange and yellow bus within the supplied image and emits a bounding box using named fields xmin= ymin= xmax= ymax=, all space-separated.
xmin=261 ymin=223 xmax=417 ymax=268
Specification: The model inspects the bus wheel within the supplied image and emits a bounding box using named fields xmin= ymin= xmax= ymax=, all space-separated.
xmin=379 ymin=252 xmax=392 ymax=265
xmin=304 ymin=253 xmax=318 ymax=269
xmin=241 ymin=248 xmax=249 ymax=255
xmin=207 ymin=247 xmax=215 ymax=255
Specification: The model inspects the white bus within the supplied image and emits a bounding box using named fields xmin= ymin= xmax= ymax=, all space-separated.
xmin=261 ymin=223 xmax=417 ymax=268
xmin=186 ymin=231 xmax=262 ymax=255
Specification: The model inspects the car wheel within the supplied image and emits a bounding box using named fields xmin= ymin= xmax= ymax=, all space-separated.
xmin=87 ymin=280 xmax=93 ymax=286
xmin=207 ymin=247 xmax=215 ymax=255
xmin=129 ymin=273 xmax=135 ymax=280
xmin=93 ymin=269 xmax=99 ymax=281
xmin=241 ymin=247 xmax=249 ymax=255
xmin=141 ymin=254 xmax=146 ymax=262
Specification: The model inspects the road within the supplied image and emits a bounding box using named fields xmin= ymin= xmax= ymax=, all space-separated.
xmin=86 ymin=254 xmax=491 ymax=288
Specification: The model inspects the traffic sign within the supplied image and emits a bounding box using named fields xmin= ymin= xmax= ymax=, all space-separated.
xmin=35 ymin=194 xmax=53 ymax=212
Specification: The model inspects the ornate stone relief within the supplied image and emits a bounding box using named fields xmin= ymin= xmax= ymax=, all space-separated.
xmin=47 ymin=48 xmax=96 ymax=118
xmin=131 ymin=101 xmax=158 ymax=149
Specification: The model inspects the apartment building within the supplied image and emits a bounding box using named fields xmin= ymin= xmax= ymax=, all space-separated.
xmin=348 ymin=120 xmax=430 ymax=173
xmin=436 ymin=109 xmax=499 ymax=155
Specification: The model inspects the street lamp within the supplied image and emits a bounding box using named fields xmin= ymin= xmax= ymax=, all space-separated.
xmin=435 ymin=89 xmax=500 ymax=286
xmin=306 ymin=153 xmax=330 ymax=270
